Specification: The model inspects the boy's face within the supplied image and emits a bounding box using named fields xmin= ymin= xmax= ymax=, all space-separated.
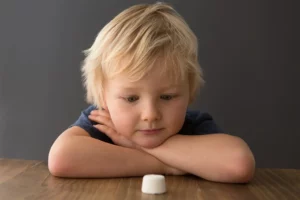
xmin=103 ymin=62 xmax=190 ymax=148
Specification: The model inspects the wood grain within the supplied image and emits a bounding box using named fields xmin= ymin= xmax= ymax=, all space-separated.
xmin=0 ymin=159 xmax=299 ymax=200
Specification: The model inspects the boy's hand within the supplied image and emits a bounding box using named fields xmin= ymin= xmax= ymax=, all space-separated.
xmin=88 ymin=109 xmax=140 ymax=149
xmin=140 ymin=143 xmax=187 ymax=176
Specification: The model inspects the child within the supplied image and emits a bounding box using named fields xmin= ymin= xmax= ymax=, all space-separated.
xmin=48 ymin=2 xmax=255 ymax=183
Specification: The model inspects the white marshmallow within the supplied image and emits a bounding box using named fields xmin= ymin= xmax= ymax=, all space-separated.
xmin=141 ymin=174 xmax=167 ymax=194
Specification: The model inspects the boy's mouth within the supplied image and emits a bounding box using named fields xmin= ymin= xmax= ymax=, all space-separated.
xmin=139 ymin=128 xmax=164 ymax=134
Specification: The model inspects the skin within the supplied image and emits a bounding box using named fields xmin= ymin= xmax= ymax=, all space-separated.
xmin=48 ymin=60 xmax=255 ymax=183
xmin=91 ymin=64 xmax=190 ymax=149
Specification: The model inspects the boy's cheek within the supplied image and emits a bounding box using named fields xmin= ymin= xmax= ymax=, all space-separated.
xmin=110 ymin=115 xmax=132 ymax=132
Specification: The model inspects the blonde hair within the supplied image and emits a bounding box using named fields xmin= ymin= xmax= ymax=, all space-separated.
xmin=81 ymin=2 xmax=204 ymax=108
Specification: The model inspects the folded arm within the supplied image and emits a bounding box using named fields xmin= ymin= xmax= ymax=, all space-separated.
xmin=142 ymin=133 xmax=256 ymax=183
xmin=48 ymin=126 xmax=180 ymax=178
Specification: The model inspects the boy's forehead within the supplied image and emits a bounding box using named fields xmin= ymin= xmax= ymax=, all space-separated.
xmin=106 ymin=55 xmax=188 ymax=88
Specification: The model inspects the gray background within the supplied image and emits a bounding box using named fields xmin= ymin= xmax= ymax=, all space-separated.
xmin=0 ymin=0 xmax=299 ymax=168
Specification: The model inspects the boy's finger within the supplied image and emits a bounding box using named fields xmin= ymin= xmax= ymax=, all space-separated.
xmin=99 ymin=109 xmax=111 ymax=117
xmin=90 ymin=110 xmax=100 ymax=115
xmin=94 ymin=125 xmax=117 ymax=140
xmin=88 ymin=115 xmax=115 ymax=128
xmin=90 ymin=109 xmax=110 ymax=118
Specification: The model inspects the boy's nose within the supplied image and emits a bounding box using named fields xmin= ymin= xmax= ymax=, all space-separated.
xmin=141 ymin=103 xmax=161 ymax=122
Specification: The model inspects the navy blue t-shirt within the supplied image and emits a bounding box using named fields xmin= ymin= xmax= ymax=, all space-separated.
xmin=71 ymin=105 xmax=223 ymax=144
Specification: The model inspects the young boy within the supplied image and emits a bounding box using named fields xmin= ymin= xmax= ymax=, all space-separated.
xmin=48 ymin=2 xmax=255 ymax=183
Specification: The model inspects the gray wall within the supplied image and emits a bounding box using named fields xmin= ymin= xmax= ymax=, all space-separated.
xmin=0 ymin=0 xmax=299 ymax=168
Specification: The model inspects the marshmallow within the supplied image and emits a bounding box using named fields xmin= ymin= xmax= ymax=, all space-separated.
xmin=141 ymin=174 xmax=167 ymax=194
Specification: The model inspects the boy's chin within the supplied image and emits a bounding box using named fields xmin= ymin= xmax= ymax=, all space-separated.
xmin=137 ymin=139 xmax=165 ymax=149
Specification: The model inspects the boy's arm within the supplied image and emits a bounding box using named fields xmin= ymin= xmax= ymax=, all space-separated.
xmin=48 ymin=126 xmax=180 ymax=178
xmin=142 ymin=133 xmax=255 ymax=183
xmin=88 ymin=108 xmax=255 ymax=183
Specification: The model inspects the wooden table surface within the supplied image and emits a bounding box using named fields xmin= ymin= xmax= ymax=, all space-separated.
xmin=0 ymin=158 xmax=299 ymax=200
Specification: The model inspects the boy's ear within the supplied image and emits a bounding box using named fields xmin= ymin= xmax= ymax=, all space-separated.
xmin=101 ymin=105 xmax=109 ymax=112
xmin=101 ymin=106 xmax=109 ymax=111
xmin=100 ymin=96 xmax=108 ymax=111
xmin=100 ymin=102 xmax=107 ymax=110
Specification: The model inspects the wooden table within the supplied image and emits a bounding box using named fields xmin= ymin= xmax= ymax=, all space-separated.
xmin=0 ymin=159 xmax=299 ymax=200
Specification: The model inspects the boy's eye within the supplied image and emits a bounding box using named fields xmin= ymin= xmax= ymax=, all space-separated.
xmin=160 ymin=95 xmax=175 ymax=100
xmin=125 ymin=96 xmax=139 ymax=102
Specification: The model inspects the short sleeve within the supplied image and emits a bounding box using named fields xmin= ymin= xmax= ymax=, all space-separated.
xmin=70 ymin=105 xmax=114 ymax=144
xmin=178 ymin=110 xmax=223 ymax=135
